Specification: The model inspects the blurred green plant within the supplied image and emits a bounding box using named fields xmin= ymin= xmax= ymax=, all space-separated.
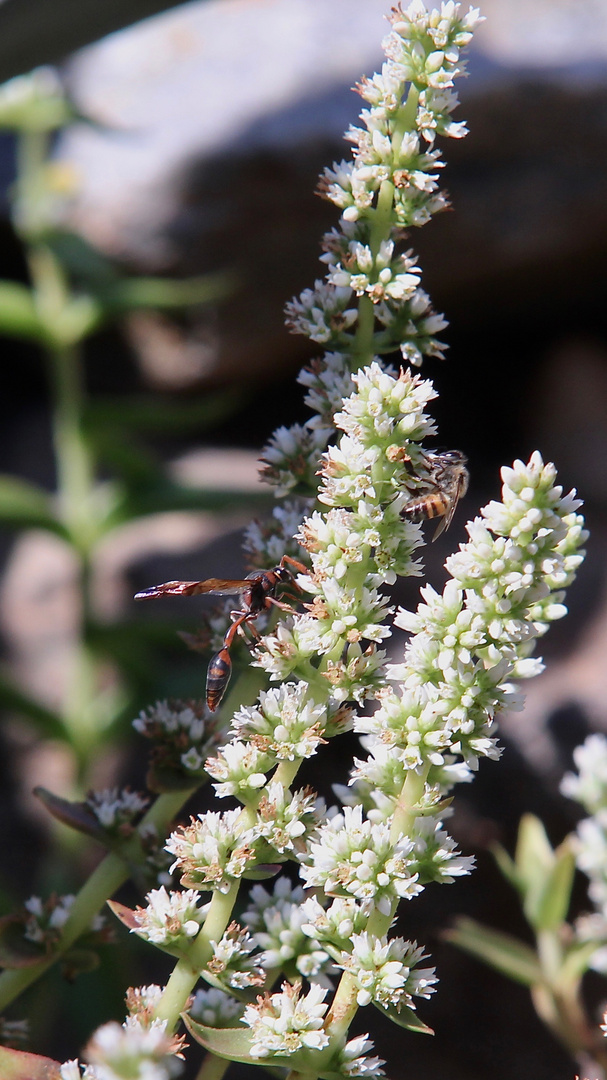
xmin=0 ymin=67 xmax=256 ymax=781
xmin=446 ymin=813 xmax=607 ymax=1074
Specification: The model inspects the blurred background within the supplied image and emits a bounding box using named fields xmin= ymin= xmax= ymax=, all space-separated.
xmin=0 ymin=0 xmax=606 ymax=1076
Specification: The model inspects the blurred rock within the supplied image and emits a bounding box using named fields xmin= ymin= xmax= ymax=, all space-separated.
xmin=53 ymin=0 xmax=607 ymax=385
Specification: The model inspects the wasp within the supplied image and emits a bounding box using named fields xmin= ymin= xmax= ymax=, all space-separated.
xmin=135 ymin=555 xmax=307 ymax=712
xmin=401 ymin=449 xmax=469 ymax=540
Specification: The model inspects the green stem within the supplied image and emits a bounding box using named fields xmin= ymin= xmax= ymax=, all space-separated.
xmin=0 ymin=786 xmax=196 ymax=1012
xmin=15 ymin=130 xmax=49 ymax=239
xmin=352 ymin=82 xmax=419 ymax=370
xmin=15 ymin=128 xmax=106 ymax=766
xmin=47 ymin=340 xmax=96 ymax=553
xmin=323 ymin=969 xmax=360 ymax=1044
xmin=390 ymin=764 xmax=429 ymax=844
xmin=533 ymin=930 xmax=607 ymax=1071
xmin=154 ymin=878 xmax=240 ymax=1032
xmin=324 ymin=762 xmax=430 ymax=1043
xmin=0 ymin=853 xmax=126 ymax=1012
xmin=193 ymin=1053 xmax=231 ymax=1080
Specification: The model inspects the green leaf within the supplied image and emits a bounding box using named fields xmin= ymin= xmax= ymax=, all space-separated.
xmin=0 ymin=280 xmax=44 ymax=340
xmin=106 ymin=899 xmax=139 ymax=933
xmin=108 ymin=479 xmax=270 ymax=525
xmin=560 ymin=939 xmax=604 ymax=983
xmin=0 ymin=1046 xmax=61 ymax=1079
xmin=61 ymin=945 xmax=100 ymax=978
xmin=514 ymin=814 xmax=559 ymax=925
xmin=184 ymin=1014 xmax=284 ymax=1066
xmin=84 ymin=389 xmax=245 ymax=435
xmin=525 ymin=840 xmax=575 ymax=932
xmin=445 ymin=916 xmax=543 ymax=986
xmin=491 ymin=841 xmax=522 ymax=891
xmin=374 ymin=1000 xmax=434 ymax=1034
xmin=241 ymin=865 xmax=284 ymax=882
xmin=0 ymin=70 xmax=73 ymax=132
xmin=0 ymin=674 xmax=65 ymax=737
xmin=33 ymin=787 xmax=106 ymax=841
xmin=48 ymin=293 xmax=103 ymax=345
xmin=185 ymin=1013 xmax=345 ymax=1076
xmin=97 ymin=271 xmax=234 ymax=314
xmin=515 ymin=814 xmax=555 ymax=889
xmin=46 ymin=232 xmax=121 ymax=288
xmin=0 ymin=914 xmax=45 ymax=968
xmin=0 ymin=475 xmax=66 ymax=535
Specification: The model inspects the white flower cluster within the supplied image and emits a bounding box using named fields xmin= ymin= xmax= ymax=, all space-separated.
xmin=297 ymin=352 xmax=356 ymax=432
xmin=24 ymin=893 xmax=105 ymax=946
xmin=561 ymin=734 xmax=607 ymax=956
xmin=260 ymin=423 xmax=330 ymax=497
xmin=241 ymin=979 xmax=387 ymax=1075
xmin=243 ymin=878 xmax=332 ymax=981
xmin=338 ymin=932 xmax=436 ymax=1010
xmin=231 ymin=682 xmax=329 ymax=760
xmin=255 ymin=365 xmax=436 ymax=703
xmin=87 ymin=10 xmax=589 ymax=1076
xmin=286 ymin=2 xmax=481 ymax=354
xmin=204 ymin=739 xmax=273 ymax=800
xmin=60 ymin=1015 xmax=184 ymax=1080
xmin=125 ymin=985 xmax=165 ymax=1024
xmin=133 ymin=699 xmax=220 ymax=777
xmin=206 ymin=921 xmax=265 ymax=989
xmin=335 ymin=1032 xmax=387 ymax=1077
xmin=165 ymin=808 xmax=259 ymax=893
xmin=263 ymin=3 xmax=479 ymax=501
xmin=189 ymin=986 xmax=244 ymax=1028
xmin=243 ymin=500 xmax=311 ymax=568
xmin=357 ymin=452 xmax=587 ymax=791
xmin=243 ymin=980 xmax=330 ymax=1060
xmin=129 ymin=887 xmax=207 ymax=948
xmin=301 ymin=805 xmax=422 ymax=914
xmin=86 ymin=788 xmax=149 ymax=832
xmin=562 ymin=734 xmax=607 ymax=816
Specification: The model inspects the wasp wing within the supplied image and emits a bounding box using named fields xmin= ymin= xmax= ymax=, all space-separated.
xmin=135 ymin=578 xmax=250 ymax=600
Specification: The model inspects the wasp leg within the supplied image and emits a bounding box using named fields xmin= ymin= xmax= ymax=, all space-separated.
xmin=234 ymin=615 xmax=262 ymax=651
xmin=266 ymin=597 xmax=298 ymax=614
xmin=280 ymin=555 xmax=309 ymax=576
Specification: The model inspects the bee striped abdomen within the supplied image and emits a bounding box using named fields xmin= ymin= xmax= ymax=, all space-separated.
xmin=402 ymin=493 xmax=449 ymax=522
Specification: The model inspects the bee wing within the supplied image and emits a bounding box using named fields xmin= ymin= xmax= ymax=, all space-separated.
xmin=431 ymin=472 xmax=468 ymax=541
xmin=135 ymin=577 xmax=250 ymax=600
xmin=431 ymin=512 xmax=450 ymax=541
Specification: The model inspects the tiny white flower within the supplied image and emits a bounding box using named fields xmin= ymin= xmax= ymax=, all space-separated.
xmin=242 ymin=981 xmax=330 ymax=1059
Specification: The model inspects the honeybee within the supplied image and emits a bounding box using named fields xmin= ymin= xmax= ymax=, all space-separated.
xmin=401 ymin=449 xmax=469 ymax=540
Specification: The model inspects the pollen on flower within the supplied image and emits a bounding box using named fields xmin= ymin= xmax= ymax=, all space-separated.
xmin=129 ymin=887 xmax=207 ymax=946
xmin=165 ymin=809 xmax=259 ymax=893
xmin=242 ymin=981 xmax=330 ymax=1059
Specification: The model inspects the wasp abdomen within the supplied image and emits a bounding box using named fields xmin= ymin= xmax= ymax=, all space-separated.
xmin=206 ymin=647 xmax=232 ymax=712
